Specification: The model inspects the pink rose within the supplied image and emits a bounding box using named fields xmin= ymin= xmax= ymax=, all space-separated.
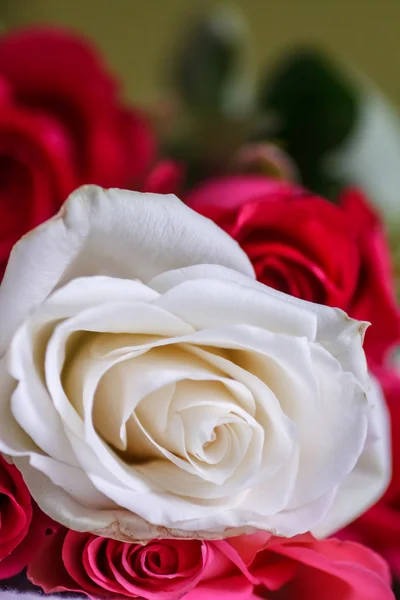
xmin=28 ymin=526 xmax=394 ymax=599
xmin=253 ymin=535 xmax=394 ymax=599
xmin=28 ymin=528 xmax=209 ymax=599
xmin=0 ymin=455 xmax=53 ymax=580
xmin=199 ymin=533 xmax=394 ymax=600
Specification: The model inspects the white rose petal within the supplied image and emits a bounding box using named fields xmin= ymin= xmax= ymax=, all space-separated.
xmin=0 ymin=185 xmax=253 ymax=355
xmin=313 ymin=374 xmax=392 ymax=537
xmin=0 ymin=185 xmax=391 ymax=541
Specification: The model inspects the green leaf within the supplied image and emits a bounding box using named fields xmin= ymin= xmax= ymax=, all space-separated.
xmin=259 ymin=47 xmax=359 ymax=158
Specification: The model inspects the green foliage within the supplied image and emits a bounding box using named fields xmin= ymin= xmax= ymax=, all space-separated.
xmin=258 ymin=47 xmax=360 ymax=200
xmin=166 ymin=12 xmax=361 ymax=198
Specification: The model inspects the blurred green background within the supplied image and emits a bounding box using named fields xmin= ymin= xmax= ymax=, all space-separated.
xmin=2 ymin=0 xmax=400 ymax=106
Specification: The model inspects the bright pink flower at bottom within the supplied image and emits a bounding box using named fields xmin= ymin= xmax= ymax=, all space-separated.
xmin=28 ymin=528 xmax=210 ymax=599
xmin=186 ymin=533 xmax=394 ymax=599
xmin=28 ymin=528 xmax=394 ymax=599
xmin=247 ymin=534 xmax=394 ymax=599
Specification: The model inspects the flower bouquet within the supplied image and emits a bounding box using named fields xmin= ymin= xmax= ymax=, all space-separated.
xmin=0 ymin=14 xmax=400 ymax=600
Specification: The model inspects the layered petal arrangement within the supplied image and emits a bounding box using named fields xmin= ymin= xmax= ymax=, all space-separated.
xmin=25 ymin=529 xmax=395 ymax=599
xmin=0 ymin=186 xmax=390 ymax=548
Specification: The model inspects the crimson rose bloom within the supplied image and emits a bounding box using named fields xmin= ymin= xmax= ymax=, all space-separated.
xmin=340 ymin=367 xmax=400 ymax=579
xmin=0 ymin=73 xmax=75 ymax=278
xmin=28 ymin=529 xmax=394 ymax=599
xmin=0 ymin=455 xmax=53 ymax=580
xmin=0 ymin=27 xmax=167 ymax=277
xmin=187 ymin=176 xmax=400 ymax=365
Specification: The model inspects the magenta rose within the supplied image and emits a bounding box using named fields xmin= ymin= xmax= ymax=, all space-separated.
xmin=28 ymin=528 xmax=209 ymax=599
xmin=0 ymin=455 xmax=53 ymax=580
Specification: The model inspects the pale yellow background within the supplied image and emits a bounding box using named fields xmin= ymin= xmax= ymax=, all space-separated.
xmin=2 ymin=0 xmax=400 ymax=106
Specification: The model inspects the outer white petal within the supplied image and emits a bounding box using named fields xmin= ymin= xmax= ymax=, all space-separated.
xmin=13 ymin=455 xmax=112 ymax=509
xmin=149 ymin=264 xmax=266 ymax=293
xmin=313 ymin=374 xmax=391 ymax=538
xmin=249 ymin=281 xmax=369 ymax=386
xmin=15 ymin=456 xmax=255 ymax=542
xmin=0 ymin=185 xmax=254 ymax=355
xmin=154 ymin=276 xmax=317 ymax=339
xmin=0 ymin=358 xmax=34 ymax=456
xmin=150 ymin=264 xmax=369 ymax=386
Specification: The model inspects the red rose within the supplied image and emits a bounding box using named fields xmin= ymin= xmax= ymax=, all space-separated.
xmin=0 ymin=73 xmax=76 ymax=278
xmin=28 ymin=528 xmax=209 ymax=599
xmin=0 ymin=455 xmax=53 ymax=580
xmin=340 ymin=367 xmax=400 ymax=579
xmin=0 ymin=27 xmax=157 ymax=188
xmin=187 ymin=176 xmax=400 ymax=364
xmin=0 ymin=27 xmax=162 ymax=277
xmin=143 ymin=159 xmax=186 ymax=195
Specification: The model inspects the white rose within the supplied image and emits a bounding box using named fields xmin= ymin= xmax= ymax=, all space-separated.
xmin=0 ymin=185 xmax=390 ymax=542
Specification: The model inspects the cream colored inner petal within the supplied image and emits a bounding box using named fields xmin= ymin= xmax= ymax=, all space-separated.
xmin=61 ymin=331 xmax=271 ymax=492
xmin=234 ymin=343 xmax=368 ymax=508
xmin=100 ymin=350 xmax=260 ymax=486
xmin=185 ymin=344 xmax=296 ymax=482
